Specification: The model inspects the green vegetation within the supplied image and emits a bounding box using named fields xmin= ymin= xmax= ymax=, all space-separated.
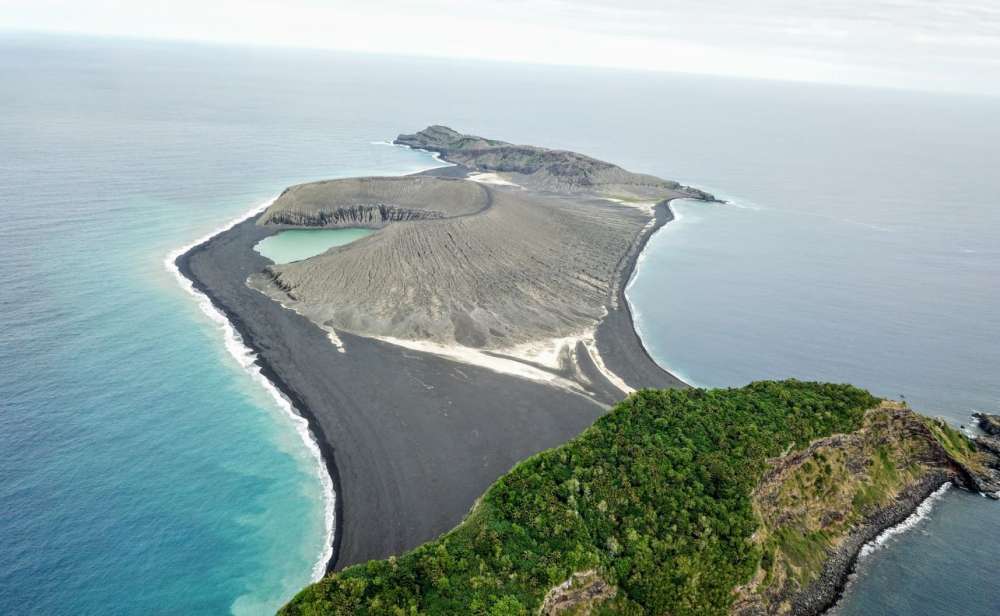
xmin=921 ymin=416 xmax=981 ymax=470
xmin=739 ymin=401 xmax=982 ymax=613
xmin=282 ymin=381 xmax=881 ymax=615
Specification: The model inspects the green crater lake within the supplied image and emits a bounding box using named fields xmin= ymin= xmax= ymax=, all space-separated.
xmin=255 ymin=228 xmax=374 ymax=264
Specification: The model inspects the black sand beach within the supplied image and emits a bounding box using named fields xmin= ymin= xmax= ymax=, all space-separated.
xmin=176 ymin=198 xmax=686 ymax=572
xmin=594 ymin=201 xmax=687 ymax=391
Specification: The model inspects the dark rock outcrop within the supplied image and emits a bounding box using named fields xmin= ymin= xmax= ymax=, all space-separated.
xmin=539 ymin=571 xmax=617 ymax=615
xmin=263 ymin=204 xmax=445 ymax=227
xmin=974 ymin=412 xmax=1000 ymax=436
xmin=396 ymin=125 xmax=719 ymax=201
xmin=975 ymin=435 xmax=1000 ymax=460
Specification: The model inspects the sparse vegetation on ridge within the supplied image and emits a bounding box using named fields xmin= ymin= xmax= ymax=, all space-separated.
xmin=733 ymin=400 xmax=998 ymax=614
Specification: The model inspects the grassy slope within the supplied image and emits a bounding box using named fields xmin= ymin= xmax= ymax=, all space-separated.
xmin=282 ymin=381 xmax=887 ymax=615
xmin=735 ymin=402 xmax=984 ymax=613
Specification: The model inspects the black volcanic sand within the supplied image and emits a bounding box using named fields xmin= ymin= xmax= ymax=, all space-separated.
xmin=177 ymin=181 xmax=686 ymax=572
xmin=594 ymin=201 xmax=686 ymax=391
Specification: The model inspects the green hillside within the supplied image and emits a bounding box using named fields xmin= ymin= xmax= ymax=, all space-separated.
xmin=281 ymin=381 xmax=898 ymax=614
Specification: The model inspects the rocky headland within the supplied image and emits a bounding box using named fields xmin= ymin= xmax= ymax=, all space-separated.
xmin=733 ymin=403 xmax=1000 ymax=616
xmin=394 ymin=124 xmax=717 ymax=200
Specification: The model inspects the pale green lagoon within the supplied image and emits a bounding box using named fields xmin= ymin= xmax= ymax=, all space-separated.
xmin=255 ymin=228 xmax=374 ymax=263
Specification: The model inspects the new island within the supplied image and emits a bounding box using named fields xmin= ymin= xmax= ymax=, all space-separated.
xmin=176 ymin=126 xmax=1000 ymax=615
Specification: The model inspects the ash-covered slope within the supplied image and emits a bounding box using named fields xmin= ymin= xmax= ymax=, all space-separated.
xmin=252 ymin=177 xmax=652 ymax=348
xmin=395 ymin=125 xmax=716 ymax=200
xmin=250 ymin=128 xmax=715 ymax=351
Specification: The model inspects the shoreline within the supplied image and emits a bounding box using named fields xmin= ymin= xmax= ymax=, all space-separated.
xmin=822 ymin=481 xmax=953 ymax=615
xmin=803 ymin=475 xmax=952 ymax=616
xmin=166 ymin=203 xmax=338 ymax=580
xmin=591 ymin=198 xmax=688 ymax=391
xmin=622 ymin=199 xmax=704 ymax=388
xmin=856 ymin=482 xmax=951 ymax=561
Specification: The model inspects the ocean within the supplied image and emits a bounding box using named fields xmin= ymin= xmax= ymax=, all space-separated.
xmin=0 ymin=33 xmax=996 ymax=614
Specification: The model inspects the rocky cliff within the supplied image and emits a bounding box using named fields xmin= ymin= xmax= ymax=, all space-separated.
xmin=732 ymin=403 xmax=999 ymax=615
xmin=258 ymin=175 xmax=486 ymax=227
xmin=974 ymin=412 xmax=1000 ymax=436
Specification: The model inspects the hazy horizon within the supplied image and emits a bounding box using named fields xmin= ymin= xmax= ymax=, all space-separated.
xmin=2 ymin=1 xmax=999 ymax=96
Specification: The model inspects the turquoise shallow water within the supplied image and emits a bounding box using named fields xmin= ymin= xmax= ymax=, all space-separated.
xmin=255 ymin=229 xmax=374 ymax=264
xmin=0 ymin=35 xmax=448 ymax=614
xmin=1 ymin=33 xmax=996 ymax=614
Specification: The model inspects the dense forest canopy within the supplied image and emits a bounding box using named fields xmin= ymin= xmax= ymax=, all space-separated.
xmin=282 ymin=381 xmax=881 ymax=615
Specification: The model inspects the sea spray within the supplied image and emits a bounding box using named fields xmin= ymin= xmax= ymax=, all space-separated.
xmin=164 ymin=199 xmax=336 ymax=582
xmin=827 ymin=482 xmax=953 ymax=614
xmin=376 ymin=139 xmax=456 ymax=169
xmin=858 ymin=482 xmax=951 ymax=559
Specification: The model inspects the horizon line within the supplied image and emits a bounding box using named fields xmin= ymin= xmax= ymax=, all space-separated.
xmin=2 ymin=26 xmax=996 ymax=101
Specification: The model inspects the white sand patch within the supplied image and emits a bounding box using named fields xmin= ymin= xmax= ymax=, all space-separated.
xmin=604 ymin=197 xmax=658 ymax=216
xmin=467 ymin=172 xmax=522 ymax=187
xmin=582 ymin=337 xmax=636 ymax=395
xmin=326 ymin=329 xmax=346 ymax=353
xmin=373 ymin=335 xmax=569 ymax=386
xmin=371 ymin=328 xmax=635 ymax=397
xmin=501 ymin=334 xmax=588 ymax=371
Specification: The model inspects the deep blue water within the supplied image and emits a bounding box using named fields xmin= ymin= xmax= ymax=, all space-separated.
xmin=1 ymin=33 xmax=995 ymax=614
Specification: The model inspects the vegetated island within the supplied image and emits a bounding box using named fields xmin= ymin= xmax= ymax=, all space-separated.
xmin=174 ymin=127 xmax=999 ymax=615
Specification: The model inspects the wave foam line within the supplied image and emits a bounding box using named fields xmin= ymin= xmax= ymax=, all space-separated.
xmin=623 ymin=200 xmax=703 ymax=388
xmin=164 ymin=198 xmax=335 ymax=582
xmin=379 ymin=139 xmax=456 ymax=171
xmin=858 ymin=482 xmax=950 ymax=559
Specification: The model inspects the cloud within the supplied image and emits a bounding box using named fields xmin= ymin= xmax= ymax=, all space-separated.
xmin=2 ymin=0 xmax=998 ymax=94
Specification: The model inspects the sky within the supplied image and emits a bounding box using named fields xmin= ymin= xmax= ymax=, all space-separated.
xmin=2 ymin=0 xmax=999 ymax=95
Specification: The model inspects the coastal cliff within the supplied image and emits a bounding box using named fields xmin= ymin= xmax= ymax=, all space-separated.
xmin=279 ymin=382 xmax=999 ymax=615
xmin=733 ymin=404 xmax=999 ymax=615
xmin=258 ymin=176 xmax=486 ymax=227
xmin=395 ymin=125 xmax=717 ymax=201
